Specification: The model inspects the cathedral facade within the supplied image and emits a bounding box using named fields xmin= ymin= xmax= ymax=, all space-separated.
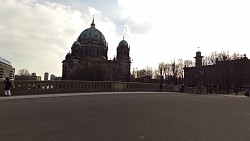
xmin=62 ymin=19 xmax=131 ymax=81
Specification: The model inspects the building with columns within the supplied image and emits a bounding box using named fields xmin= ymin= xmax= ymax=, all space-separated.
xmin=62 ymin=18 xmax=131 ymax=81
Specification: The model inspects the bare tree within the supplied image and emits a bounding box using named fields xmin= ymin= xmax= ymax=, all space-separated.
xmin=231 ymin=52 xmax=245 ymax=60
xmin=152 ymin=69 xmax=159 ymax=79
xmin=137 ymin=69 xmax=146 ymax=78
xmin=203 ymin=56 xmax=214 ymax=66
xmin=135 ymin=68 xmax=153 ymax=82
xmin=176 ymin=58 xmax=184 ymax=79
xmin=171 ymin=61 xmax=178 ymax=85
xmin=184 ymin=60 xmax=194 ymax=67
xmin=145 ymin=66 xmax=153 ymax=77
xmin=221 ymin=51 xmax=230 ymax=61
xmin=18 ymin=69 xmax=30 ymax=76
xmin=202 ymin=51 xmax=245 ymax=66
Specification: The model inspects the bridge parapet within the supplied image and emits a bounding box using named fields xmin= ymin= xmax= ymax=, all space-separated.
xmin=0 ymin=80 xmax=194 ymax=95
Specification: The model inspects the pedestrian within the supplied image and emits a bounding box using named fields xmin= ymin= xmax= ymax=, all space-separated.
xmin=180 ymin=84 xmax=185 ymax=93
xmin=235 ymin=88 xmax=238 ymax=96
xmin=180 ymin=85 xmax=182 ymax=93
xmin=3 ymin=77 xmax=14 ymax=96
xmin=160 ymin=83 xmax=163 ymax=92
xmin=244 ymin=87 xmax=250 ymax=97
xmin=245 ymin=91 xmax=249 ymax=97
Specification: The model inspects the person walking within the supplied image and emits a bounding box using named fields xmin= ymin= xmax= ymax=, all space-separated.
xmin=3 ymin=77 xmax=14 ymax=96
xmin=235 ymin=88 xmax=239 ymax=96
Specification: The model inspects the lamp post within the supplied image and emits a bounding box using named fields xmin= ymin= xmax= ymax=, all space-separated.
xmin=135 ymin=68 xmax=138 ymax=81
xmin=160 ymin=66 xmax=163 ymax=92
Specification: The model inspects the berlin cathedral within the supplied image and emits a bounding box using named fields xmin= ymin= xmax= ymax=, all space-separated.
xmin=62 ymin=18 xmax=131 ymax=81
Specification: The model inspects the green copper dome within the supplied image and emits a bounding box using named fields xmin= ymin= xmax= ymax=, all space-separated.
xmin=77 ymin=19 xmax=106 ymax=45
xmin=73 ymin=41 xmax=81 ymax=46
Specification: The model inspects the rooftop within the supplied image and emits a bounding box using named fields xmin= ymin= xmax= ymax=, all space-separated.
xmin=0 ymin=56 xmax=12 ymax=66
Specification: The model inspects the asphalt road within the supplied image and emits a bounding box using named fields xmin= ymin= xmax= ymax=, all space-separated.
xmin=0 ymin=92 xmax=250 ymax=141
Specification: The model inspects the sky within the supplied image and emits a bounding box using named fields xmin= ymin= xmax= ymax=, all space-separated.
xmin=1 ymin=0 xmax=250 ymax=79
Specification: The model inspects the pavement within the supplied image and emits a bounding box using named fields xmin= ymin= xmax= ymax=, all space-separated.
xmin=0 ymin=92 xmax=250 ymax=141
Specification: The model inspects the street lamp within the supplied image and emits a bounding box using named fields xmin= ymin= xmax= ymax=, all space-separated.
xmin=160 ymin=66 xmax=163 ymax=92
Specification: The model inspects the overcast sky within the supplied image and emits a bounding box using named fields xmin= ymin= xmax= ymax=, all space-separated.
xmin=1 ymin=0 xmax=250 ymax=79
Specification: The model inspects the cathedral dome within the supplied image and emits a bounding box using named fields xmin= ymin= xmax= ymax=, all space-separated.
xmin=73 ymin=41 xmax=81 ymax=46
xmin=77 ymin=19 xmax=106 ymax=45
xmin=118 ymin=37 xmax=128 ymax=48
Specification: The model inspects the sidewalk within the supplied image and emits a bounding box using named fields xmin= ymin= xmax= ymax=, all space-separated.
xmin=1 ymin=91 xmax=248 ymax=101
xmin=0 ymin=92 xmax=171 ymax=101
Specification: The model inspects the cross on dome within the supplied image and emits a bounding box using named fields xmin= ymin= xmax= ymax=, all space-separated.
xmin=91 ymin=15 xmax=95 ymax=28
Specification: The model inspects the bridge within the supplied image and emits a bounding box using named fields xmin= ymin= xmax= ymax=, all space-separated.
xmin=0 ymin=91 xmax=250 ymax=141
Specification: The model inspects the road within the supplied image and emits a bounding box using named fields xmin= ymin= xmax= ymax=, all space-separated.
xmin=0 ymin=92 xmax=250 ymax=141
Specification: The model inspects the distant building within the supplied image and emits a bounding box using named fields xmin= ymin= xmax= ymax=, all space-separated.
xmin=44 ymin=72 xmax=49 ymax=80
xmin=0 ymin=56 xmax=15 ymax=80
xmin=49 ymin=74 xmax=61 ymax=80
xmin=184 ymin=51 xmax=250 ymax=90
xmin=31 ymin=72 xmax=36 ymax=77
xmin=62 ymin=18 xmax=131 ymax=81
xmin=50 ymin=74 xmax=55 ymax=80
xmin=53 ymin=76 xmax=62 ymax=80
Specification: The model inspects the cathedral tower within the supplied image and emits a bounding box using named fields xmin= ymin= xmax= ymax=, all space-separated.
xmin=116 ymin=37 xmax=131 ymax=81
xmin=117 ymin=37 xmax=130 ymax=61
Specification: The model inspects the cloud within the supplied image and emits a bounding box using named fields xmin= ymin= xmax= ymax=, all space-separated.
xmin=117 ymin=0 xmax=250 ymax=70
xmin=1 ymin=0 xmax=250 ymax=78
xmin=0 ymin=0 xmax=119 ymax=78
xmin=125 ymin=18 xmax=151 ymax=35
xmin=88 ymin=7 xmax=101 ymax=16
xmin=85 ymin=7 xmax=120 ymax=60
xmin=0 ymin=0 xmax=81 ymax=77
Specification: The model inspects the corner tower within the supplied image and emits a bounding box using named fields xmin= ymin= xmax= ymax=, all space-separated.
xmin=117 ymin=37 xmax=130 ymax=61
xmin=116 ymin=37 xmax=131 ymax=81
xmin=194 ymin=50 xmax=203 ymax=67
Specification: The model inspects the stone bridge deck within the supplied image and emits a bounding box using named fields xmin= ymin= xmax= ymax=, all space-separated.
xmin=0 ymin=92 xmax=250 ymax=141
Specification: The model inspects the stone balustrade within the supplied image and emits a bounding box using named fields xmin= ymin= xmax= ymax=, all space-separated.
xmin=0 ymin=80 xmax=194 ymax=96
